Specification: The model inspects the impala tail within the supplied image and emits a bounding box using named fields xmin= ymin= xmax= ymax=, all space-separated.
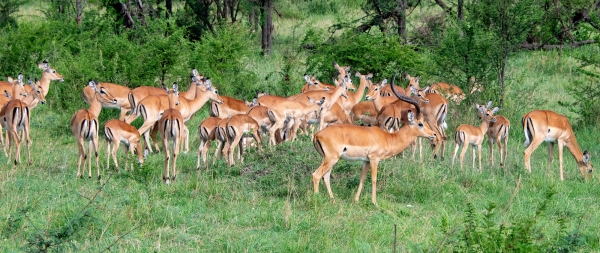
xmin=522 ymin=116 xmax=533 ymax=147
xmin=312 ymin=136 xmax=325 ymax=158
xmin=128 ymin=93 xmax=136 ymax=114
xmin=210 ymin=102 xmax=219 ymax=117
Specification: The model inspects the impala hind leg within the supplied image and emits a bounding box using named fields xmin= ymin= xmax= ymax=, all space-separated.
xmin=163 ymin=138 xmax=171 ymax=184
xmin=76 ymin=139 xmax=85 ymax=178
xmin=523 ymin=136 xmax=544 ymax=173
xmin=24 ymin=127 xmax=31 ymax=165
xmin=312 ymin=157 xmax=340 ymax=199
xmin=92 ymin=136 xmax=101 ymax=180
xmin=172 ymin=138 xmax=180 ymax=182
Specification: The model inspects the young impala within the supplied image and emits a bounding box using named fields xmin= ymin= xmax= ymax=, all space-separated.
xmin=104 ymin=119 xmax=146 ymax=171
xmin=486 ymin=101 xmax=510 ymax=167
xmin=522 ymin=110 xmax=593 ymax=180
xmin=451 ymin=102 xmax=498 ymax=172
xmin=70 ymin=80 xmax=117 ymax=179
xmin=312 ymin=84 xmax=436 ymax=205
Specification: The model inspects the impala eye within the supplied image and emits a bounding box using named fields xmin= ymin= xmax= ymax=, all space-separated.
xmin=100 ymin=90 xmax=106 ymax=94
xmin=418 ymin=122 xmax=424 ymax=127
xmin=53 ymin=70 xmax=56 ymax=73
xmin=215 ymin=90 xmax=218 ymax=94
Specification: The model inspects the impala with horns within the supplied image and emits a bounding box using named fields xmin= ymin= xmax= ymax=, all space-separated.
xmin=522 ymin=110 xmax=593 ymax=180
xmin=0 ymin=61 xmax=64 ymax=98
xmin=486 ymin=101 xmax=510 ymax=167
xmin=70 ymin=80 xmax=117 ymax=179
xmin=312 ymin=84 xmax=436 ymax=205
xmin=158 ymin=83 xmax=184 ymax=184
xmin=451 ymin=102 xmax=498 ymax=171
xmin=411 ymin=84 xmax=448 ymax=159
xmin=104 ymin=119 xmax=146 ymax=171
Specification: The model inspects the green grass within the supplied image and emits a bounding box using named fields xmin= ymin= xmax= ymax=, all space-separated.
xmin=1 ymin=48 xmax=600 ymax=251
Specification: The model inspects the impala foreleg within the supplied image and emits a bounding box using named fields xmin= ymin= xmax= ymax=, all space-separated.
xmin=354 ymin=161 xmax=370 ymax=203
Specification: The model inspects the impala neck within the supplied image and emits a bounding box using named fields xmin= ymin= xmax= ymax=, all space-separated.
xmin=186 ymin=90 xmax=213 ymax=117
xmin=20 ymin=92 xmax=37 ymax=106
xmin=564 ymin=136 xmax=587 ymax=168
xmin=88 ymin=95 xmax=103 ymax=117
xmin=371 ymin=95 xmax=386 ymax=112
xmin=386 ymin=125 xmax=422 ymax=155
xmin=349 ymin=77 xmax=368 ymax=103
xmin=39 ymin=73 xmax=53 ymax=97
xmin=478 ymin=119 xmax=492 ymax=136
xmin=328 ymin=85 xmax=346 ymax=105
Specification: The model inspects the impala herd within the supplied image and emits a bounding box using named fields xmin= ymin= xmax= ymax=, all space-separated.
xmin=0 ymin=61 xmax=594 ymax=204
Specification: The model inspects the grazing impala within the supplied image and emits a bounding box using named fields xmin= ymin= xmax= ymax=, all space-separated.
xmin=158 ymin=83 xmax=184 ymax=184
xmin=451 ymin=102 xmax=498 ymax=171
xmin=70 ymin=80 xmax=117 ymax=179
xmin=522 ymin=110 xmax=593 ymax=180
xmin=486 ymin=101 xmax=510 ymax=167
xmin=226 ymin=114 xmax=262 ymax=166
xmin=311 ymin=84 xmax=436 ymax=205
xmin=104 ymin=119 xmax=146 ymax=171
xmin=0 ymin=61 xmax=64 ymax=98
xmin=267 ymin=97 xmax=325 ymax=145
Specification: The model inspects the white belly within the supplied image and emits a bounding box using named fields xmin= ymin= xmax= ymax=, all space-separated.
xmin=340 ymin=153 xmax=370 ymax=162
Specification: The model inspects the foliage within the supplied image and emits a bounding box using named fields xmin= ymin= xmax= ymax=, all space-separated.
xmin=561 ymin=42 xmax=600 ymax=127
xmin=0 ymin=0 xmax=23 ymax=28
xmin=190 ymin=23 xmax=259 ymax=100
xmin=303 ymin=29 xmax=424 ymax=81
xmin=442 ymin=187 xmax=587 ymax=252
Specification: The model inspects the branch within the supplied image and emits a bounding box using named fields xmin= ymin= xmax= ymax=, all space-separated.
xmin=434 ymin=0 xmax=453 ymax=14
xmin=520 ymin=40 xmax=596 ymax=50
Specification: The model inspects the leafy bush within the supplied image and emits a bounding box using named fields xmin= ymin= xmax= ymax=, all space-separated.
xmin=303 ymin=30 xmax=425 ymax=82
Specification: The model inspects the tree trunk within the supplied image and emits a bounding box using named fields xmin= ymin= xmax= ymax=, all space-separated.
xmin=75 ymin=0 xmax=85 ymax=26
xmin=397 ymin=0 xmax=407 ymax=43
xmin=260 ymin=0 xmax=273 ymax=55
xmin=136 ymin=0 xmax=147 ymax=26
xmin=458 ymin=0 xmax=463 ymax=21
xmin=165 ymin=0 xmax=172 ymax=18
xmin=249 ymin=5 xmax=258 ymax=32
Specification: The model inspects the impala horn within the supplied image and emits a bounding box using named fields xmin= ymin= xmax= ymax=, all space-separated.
xmin=391 ymin=81 xmax=421 ymax=119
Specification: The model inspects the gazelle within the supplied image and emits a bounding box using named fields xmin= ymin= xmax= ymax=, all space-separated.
xmin=311 ymin=84 xmax=436 ymax=205
xmin=487 ymin=101 xmax=510 ymax=167
xmin=451 ymin=102 xmax=498 ymax=171
xmin=226 ymin=114 xmax=262 ymax=166
xmin=522 ymin=110 xmax=593 ymax=180
xmin=0 ymin=61 xmax=64 ymax=98
xmin=158 ymin=83 xmax=184 ymax=184
xmin=70 ymin=80 xmax=117 ymax=179
xmin=104 ymin=119 xmax=146 ymax=171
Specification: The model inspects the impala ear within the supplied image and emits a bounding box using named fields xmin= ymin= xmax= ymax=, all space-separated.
xmin=17 ymin=73 xmax=23 ymax=85
xmin=27 ymin=78 xmax=33 ymax=85
xmin=252 ymin=98 xmax=258 ymax=106
xmin=491 ymin=107 xmax=500 ymax=114
xmin=583 ymin=150 xmax=590 ymax=165
xmin=367 ymin=73 xmax=373 ymax=80
xmin=405 ymin=74 xmax=411 ymax=80
xmin=204 ymin=79 xmax=212 ymax=87
xmin=4 ymin=90 xmax=11 ymax=99
xmin=486 ymin=101 xmax=492 ymax=108
xmin=344 ymin=66 xmax=351 ymax=73
xmin=355 ymin=71 xmax=361 ymax=77
xmin=192 ymin=69 xmax=199 ymax=76
xmin=423 ymin=86 xmax=430 ymax=93
xmin=333 ymin=61 xmax=339 ymax=69
xmin=304 ymin=74 xmax=311 ymax=83
xmin=410 ymin=86 xmax=418 ymax=95
xmin=172 ymin=82 xmax=179 ymax=93
xmin=415 ymin=75 xmax=421 ymax=82
xmin=381 ymin=79 xmax=388 ymax=86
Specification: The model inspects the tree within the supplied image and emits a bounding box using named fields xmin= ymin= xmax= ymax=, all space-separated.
xmin=0 ymin=0 xmax=24 ymax=28
xmin=259 ymin=0 xmax=273 ymax=54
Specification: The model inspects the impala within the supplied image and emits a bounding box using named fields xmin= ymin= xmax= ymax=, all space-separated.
xmin=158 ymin=83 xmax=184 ymax=184
xmin=256 ymin=91 xmax=287 ymax=107
xmin=292 ymin=76 xmax=349 ymax=133
xmin=104 ymin=119 xmax=146 ymax=171
xmin=486 ymin=101 xmax=510 ymax=167
xmin=213 ymin=117 xmax=231 ymax=163
xmin=83 ymin=82 xmax=132 ymax=120
xmin=70 ymin=80 xmax=117 ymax=179
xmin=1 ymin=75 xmax=30 ymax=165
xmin=428 ymin=82 xmax=466 ymax=104
xmin=311 ymin=84 xmax=436 ymax=205
xmin=226 ymin=114 xmax=262 ymax=166
xmin=338 ymin=71 xmax=372 ymax=113
xmin=267 ymin=97 xmax=325 ymax=145
xmin=522 ymin=110 xmax=593 ymax=180
xmin=379 ymin=74 xmax=419 ymax=97
xmin=210 ymin=95 xmax=250 ymax=119
xmin=197 ymin=117 xmax=226 ymax=170
xmin=451 ymin=103 xmax=498 ymax=171
xmin=411 ymin=85 xmax=448 ymax=159
xmin=0 ymin=61 xmax=64 ymax=98
xmin=300 ymin=75 xmax=332 ymax=92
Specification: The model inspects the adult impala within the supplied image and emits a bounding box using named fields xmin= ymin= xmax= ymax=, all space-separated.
xmin=411 ymin=85 xmax=448 ymax=159
xmin=267 ymin=97 xmax=325 ymax=145
xmin=1 ymin=75 xmax=33 ymax=165
xmin=226 ymin=114 xmax=262 ymax=166
xmin=311 ymin=84 xmax=436 ymax=205
xmin=522 ymin=110 xmax=593 ymax=180
xmin=0 ymin=61 xmax=64 ymax=98
xmin=158 ymin=83 xmax=184 ymax=184
xmin=83 ymin=82 xmax=132 ymax=121
xmin=451 ymin=102 xmax=498 ymax=171
xmin=71 ymin=80 xmax=117 ymax=179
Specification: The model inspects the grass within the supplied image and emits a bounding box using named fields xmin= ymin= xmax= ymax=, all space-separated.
xmin=1 ymin=47 xmax=600 ymax=251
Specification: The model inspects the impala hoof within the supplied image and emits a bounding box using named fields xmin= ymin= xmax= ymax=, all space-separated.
xmin=97 ymin=175 xmax=102 ymax=181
